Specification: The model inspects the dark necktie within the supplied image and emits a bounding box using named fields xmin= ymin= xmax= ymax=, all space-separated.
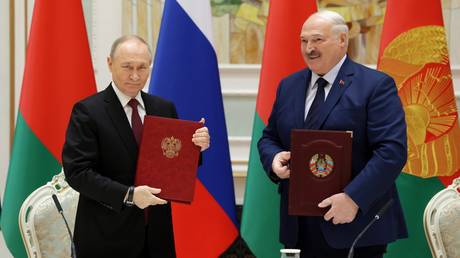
xmin=128 ymin=99 xmax=149 ymax=222
xmin=304 ymin=77 xmax=328 ymax=128
xmin=128 ymin=99 xmax=143 ymax=145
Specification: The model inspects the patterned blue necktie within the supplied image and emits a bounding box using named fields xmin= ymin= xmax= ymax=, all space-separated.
xmin=304 ymin=77 xmax=328 ymax=128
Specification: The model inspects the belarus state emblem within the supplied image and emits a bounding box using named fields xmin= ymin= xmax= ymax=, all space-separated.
xmin=161 ymin=136 xmax=181 ymax=158
xmin=309 ymin=153 xmax=334 ymax=178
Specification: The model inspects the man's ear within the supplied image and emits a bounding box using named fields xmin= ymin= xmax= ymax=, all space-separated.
xmin=339 ymin=32 xmax=347 ymax=44
xmin=107 ymin=56 xmax=113 ymax=72
xmin=339 ymin=32 xmax=347 ymax=47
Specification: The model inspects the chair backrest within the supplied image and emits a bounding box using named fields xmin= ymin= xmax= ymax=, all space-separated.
xmin=19 ymin=171 xmax=79 ymax=258
xmin=423 ymin=177 xmax=460 ymax=258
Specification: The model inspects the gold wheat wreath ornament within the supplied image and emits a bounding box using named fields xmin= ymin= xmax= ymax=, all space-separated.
xmin=161 ymin=136 xmax=182 ymax=159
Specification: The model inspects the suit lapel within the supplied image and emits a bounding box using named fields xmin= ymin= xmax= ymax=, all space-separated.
xmin=313 ymin=58 xmax=355 ymax=129
xmin=103 ymin=85 xmax=139 ymax=160
xmin=294 ymin=69 xmax=311 ymax=128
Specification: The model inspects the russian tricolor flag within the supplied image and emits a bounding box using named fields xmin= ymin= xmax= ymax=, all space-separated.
xmin=149 ymin=0 xmax=238 ymax=256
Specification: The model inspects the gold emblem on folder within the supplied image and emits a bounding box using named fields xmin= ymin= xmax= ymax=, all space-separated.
xmin=309 ymin=154 xmax=334 ymax=178
xmin=161 ymin=137 xmax=181 ymax=158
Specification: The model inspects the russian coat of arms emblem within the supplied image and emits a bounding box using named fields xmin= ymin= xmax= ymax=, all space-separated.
xmin=161 ymin=136 xmax=181 ymax=158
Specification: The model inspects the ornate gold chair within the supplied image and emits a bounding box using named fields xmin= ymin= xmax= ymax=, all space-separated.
xmin=19 ymin=171 xmax=79 ymax=258
xmin=423 ymin=177 xmax=460 ymax=258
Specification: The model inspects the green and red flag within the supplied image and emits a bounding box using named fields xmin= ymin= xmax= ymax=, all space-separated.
xmin=378 ymin=0 xmax=460 ymax=257
xmin=240 ymin=1 xmax=318 ymax=257
xmin=0 ymin=0 xmax=96 ymax=257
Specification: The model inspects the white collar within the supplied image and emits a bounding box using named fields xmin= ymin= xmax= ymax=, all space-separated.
xmin=311 ymin=54 xmax=347 ymax=86
xmin=111 ymin=82 xmax=145 ymax=109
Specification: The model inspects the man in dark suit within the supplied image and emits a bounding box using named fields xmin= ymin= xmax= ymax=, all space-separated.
xmin=258 ymin=10 xmax=408 ymax=258
xmin=62 ymin=35 xmax=210 ymax=258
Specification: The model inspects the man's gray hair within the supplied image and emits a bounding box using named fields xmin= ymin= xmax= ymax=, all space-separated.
xmin=110 ymin=35 xmax=152 ymax=58
xmin=314 ymin=10 xmax=349 ymax=41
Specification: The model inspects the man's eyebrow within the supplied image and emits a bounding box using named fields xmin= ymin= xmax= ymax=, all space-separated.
xmin=301 ymin=33 xmax=324 ymax=37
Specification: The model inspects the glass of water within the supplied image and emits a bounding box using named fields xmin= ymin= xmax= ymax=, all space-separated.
xmin=280 ymin=249 xmax=301 ymax=258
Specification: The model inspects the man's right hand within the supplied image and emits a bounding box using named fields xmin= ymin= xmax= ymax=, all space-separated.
xmin=272 ymin=151 xmax=291 ymax=179
xmin=133 ymin=185 xmax=167 ymax=209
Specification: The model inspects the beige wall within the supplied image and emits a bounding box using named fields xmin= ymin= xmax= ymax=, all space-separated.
xmin=1 ymin=1 xmax=13 ymax=256
xmin=1 ymin=0 xmax=11 ymax=204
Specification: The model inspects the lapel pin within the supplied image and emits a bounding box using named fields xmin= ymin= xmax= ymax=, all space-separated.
xmin=339 ymin=79 xmax=345 ymax=86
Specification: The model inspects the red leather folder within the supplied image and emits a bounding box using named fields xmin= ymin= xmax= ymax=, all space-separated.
xmin=135 ymin=115 xmax=201 ymax=203
xmin=289 ymin=129 xmax=352 ymax=216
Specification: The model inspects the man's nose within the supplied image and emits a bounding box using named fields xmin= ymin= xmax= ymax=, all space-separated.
xmin=130 ymin=71 xmax=140 ymax=80
xmin=306 ymin=42 xmax=315 ymax=52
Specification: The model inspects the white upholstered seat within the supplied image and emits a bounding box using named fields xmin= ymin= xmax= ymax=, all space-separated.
xmin=423 ymin=177 xmax=460 ymax=258
xmin=19 ymin=171 xmax=79 ymax=258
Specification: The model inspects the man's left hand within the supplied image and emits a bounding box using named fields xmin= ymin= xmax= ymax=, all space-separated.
xmin=318 ymin=193 xmax=359 ymax=225
xmin=192 ymin=118 xmax=210 ymax=151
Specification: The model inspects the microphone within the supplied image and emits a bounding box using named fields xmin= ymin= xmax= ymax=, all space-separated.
xmin=347 ymin=199 xmax=393 ymax=258
xmin=52 ymin=194 xmax=77 ymax=258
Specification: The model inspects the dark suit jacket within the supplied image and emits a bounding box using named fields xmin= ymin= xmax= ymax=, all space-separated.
xmin=258 ymin=57 xmax=408 ymax=248
xmin=62 ymin=85 xmax=177 ymax=258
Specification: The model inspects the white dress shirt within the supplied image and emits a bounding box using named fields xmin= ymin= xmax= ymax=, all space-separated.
xmin=304 ymin=55 xmax=347 ymax=120
xmin=111 ymin=83 xmax=146 ymax=125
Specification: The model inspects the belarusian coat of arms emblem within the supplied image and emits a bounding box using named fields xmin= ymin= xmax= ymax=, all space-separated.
xmin=309 ymin=153 xmax=334 ymax=178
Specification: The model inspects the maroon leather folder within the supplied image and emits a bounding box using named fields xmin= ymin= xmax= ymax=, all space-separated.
xmin=135 ymin=115 xmax=201 ymax=203
xmin=289 ymin=129 xmax=352 ymax=216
